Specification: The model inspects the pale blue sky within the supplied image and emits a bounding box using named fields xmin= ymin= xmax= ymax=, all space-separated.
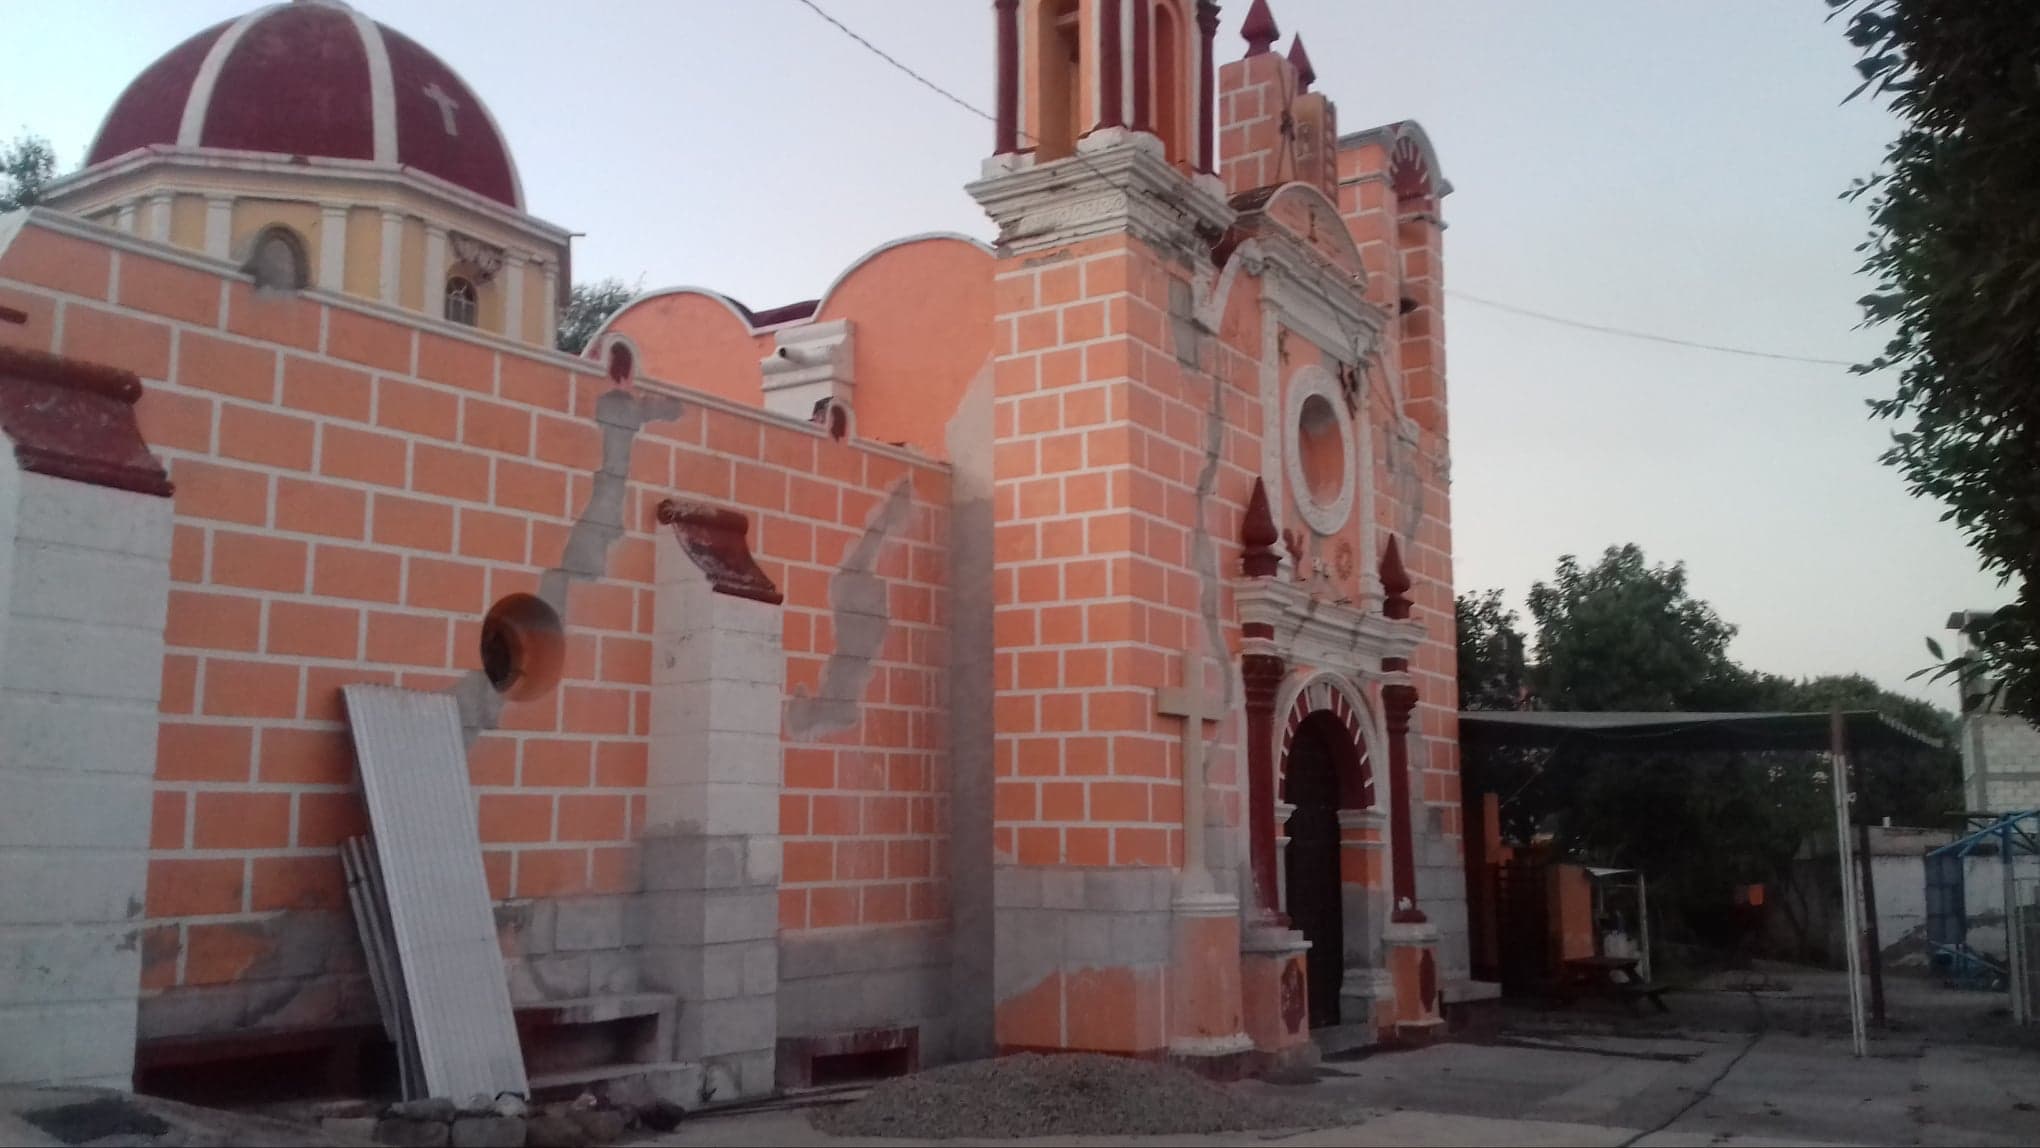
xmin=3 ymin=1 xmax=2001 ymax=704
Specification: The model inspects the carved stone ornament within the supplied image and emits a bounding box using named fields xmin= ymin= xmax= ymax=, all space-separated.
xmin=0 ymin=345 xmax=173 ymax=497
xmin=449 ymin=232 xmax=505 ymax=283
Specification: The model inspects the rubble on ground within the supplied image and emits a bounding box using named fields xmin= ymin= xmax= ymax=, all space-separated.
xmin=811 ymin=1053 xmax=1356 ymax=1140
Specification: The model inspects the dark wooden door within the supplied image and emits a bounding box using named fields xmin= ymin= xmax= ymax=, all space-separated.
xmin=1284 ymin=725 xmax=1344 ymax=1029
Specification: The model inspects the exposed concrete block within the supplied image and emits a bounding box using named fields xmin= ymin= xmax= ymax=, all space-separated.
xmin=16 ymin=474 xmax=173 ymax=558
xmin=13 ymin=542 xmax=171 ymax=630
xmin=1042 ymin=870 xmax=1085 ymax=910
xmin=993 ymin=866 xmax=1042 ymax=909
xmin=993 ymin=910 xmax=1063 ymax=999
xmin=0 ymin=851 xmax=145 ymax=926
xmin=741 ymin=942 xmax=779 ymax=997
xmin=1064 ymin=913 xmax=1112 ymax=965
xmin=645 ymin=782 xmax=777 ymax=838
xmin=701 ymin=891 xmax=777 ymax=945
xmin=680 ymin=995 xmax=776 ymax=1060
xmin=0 ymin=771 xmax=152 ymax=850
xmin=2 ymin=618 xmax=164 ymax=702
xmin=553 ymin=897 xmax=626 ymax=952
xmin=0 ymin=925 xmax=143 ymax=1006
xmin=0 ymin=695 xmax=160 ymax=778
xmin=1110 ymin=912 xmax=1171 ymax=963
xmin=494 ymin=900 xmax=557 ymax=958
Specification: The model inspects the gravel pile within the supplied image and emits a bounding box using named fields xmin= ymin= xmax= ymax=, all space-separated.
xmin=811 ymin=1054 xmax=1353 ymax=1140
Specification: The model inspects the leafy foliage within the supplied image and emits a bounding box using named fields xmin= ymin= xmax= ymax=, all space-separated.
xmin=1833 ymin=0 xmax=2040 ymax=719
xmin=1460 ymin=544 xmax=1961 ymax=951
xmin=0 ymin=134 xmax=56 ymax=212
xmin=554 ymin=277 xmax=638 ymax=355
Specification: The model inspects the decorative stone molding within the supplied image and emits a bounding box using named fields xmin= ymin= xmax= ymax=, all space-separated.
xmin=968 ymin=134 xmax=1236 ymax=259
xmin=656 ymin=499 xmax=783 ymax=606
xmin=1234 ymin=577 xmax=1421 ymax=673
xmin=449 ymin=231 xmax=505 ymax=283
xmin=1284 ymin=364 xmax=1356 ymax=537
xmin=0 ymin=347 xmax=173 ymax=498
xmin=760 ymin=318 xmax=855 ymax=423
xmin=1278 ymin=673 xmax=1374 ymax=809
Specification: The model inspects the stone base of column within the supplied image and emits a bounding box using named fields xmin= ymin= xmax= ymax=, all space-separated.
xmin=1168 ymin=893 xmax=1251 ymax=1066
xmin=1382 ymin=920 xmax=1443 ymax=1046
xmin=1239 ymin=925 xmax=1314 ymax=1064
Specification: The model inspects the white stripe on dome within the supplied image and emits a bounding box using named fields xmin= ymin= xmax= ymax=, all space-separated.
xmin=177 ymin=4 xmax=286 ymax=148
xmin=346 ymin=5 xmax=399 ymax=164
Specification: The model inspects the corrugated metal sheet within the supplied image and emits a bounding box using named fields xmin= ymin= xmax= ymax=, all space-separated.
xmin=344 ymin=685 xmax=528 ymax=1100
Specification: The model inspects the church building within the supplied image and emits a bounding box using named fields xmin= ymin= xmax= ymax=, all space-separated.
xmin=0 ymin=0 xmax=1475 ymax=1098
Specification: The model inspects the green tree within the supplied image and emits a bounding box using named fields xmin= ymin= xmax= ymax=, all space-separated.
xmin=555 ymin=277 xmax=637 ymax=355
xmin=1456 ymin=590 xmax=1528 ymax=712
xmin=1834 ymin=0 xmax=2040 ymax=720
xmin=0 ymin=134 xmax=56 ymax=212
xmin=1525 ymin=544 xmax=1748 ymax=712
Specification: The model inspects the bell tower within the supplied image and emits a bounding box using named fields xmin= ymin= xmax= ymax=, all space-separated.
xmin=991 ymin=0 xmax=1219 ymax=174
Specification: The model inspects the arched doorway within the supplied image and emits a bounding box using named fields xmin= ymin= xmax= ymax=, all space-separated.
xmin=1284 ymin=712 xmax=1350 ymax=1029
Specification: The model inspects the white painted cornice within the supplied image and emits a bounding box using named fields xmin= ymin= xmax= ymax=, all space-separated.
xmin=1235 ymin=577 xmax=1422 ymax=672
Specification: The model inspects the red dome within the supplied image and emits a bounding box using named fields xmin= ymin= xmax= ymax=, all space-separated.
xmin=86 ymin=0 xmax=524 ymax=209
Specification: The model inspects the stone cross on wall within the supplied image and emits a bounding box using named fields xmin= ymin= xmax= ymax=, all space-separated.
xmin=1157 ymin=646 xmax=1226 ymax=896
xmin=423 ymin=82 xmax=461 ymax=136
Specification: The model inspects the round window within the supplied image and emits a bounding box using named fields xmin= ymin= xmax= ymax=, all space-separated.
xmin=479 ymin=594 xmax=565 ymax=701
xmin=1284 ymin=367 xmax=1357 ymax=536
xmin=1297 ymin=393 xmax=1345 ymax=507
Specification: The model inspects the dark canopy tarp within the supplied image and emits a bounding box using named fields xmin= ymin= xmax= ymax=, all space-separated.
xmin=1457 ymin=710 xmax=1943 ymax=755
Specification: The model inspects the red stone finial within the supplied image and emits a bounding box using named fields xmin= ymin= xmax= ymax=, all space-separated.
xmin=1241 ymin=0 xmax=1280 ymax=57
xmin=1241 ymin=477 xmax=1280 ymax=578
xmin=1380 ymin=534 xmax=1412 ymax=620
xmin=1287 ymin=35 xmax=1316 ymax=91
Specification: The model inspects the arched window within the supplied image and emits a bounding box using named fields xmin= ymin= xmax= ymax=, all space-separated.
xmin=245 ymin=226 xmax=309 ymax=292
xmin=444 ymin=276 xmax=479 ymax=327
xmin=1035 ymin=0 xmax=1083 ymax=161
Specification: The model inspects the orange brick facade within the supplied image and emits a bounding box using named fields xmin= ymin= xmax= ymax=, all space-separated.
xmin=0 ymin=0 xmax=1468 ymax=1095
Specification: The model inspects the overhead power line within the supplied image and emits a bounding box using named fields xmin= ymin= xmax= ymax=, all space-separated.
xmin=1446 ymin=291 xmax=1861 ymax=369
xmin=790 ymin=0 xmax=1865 ymax=374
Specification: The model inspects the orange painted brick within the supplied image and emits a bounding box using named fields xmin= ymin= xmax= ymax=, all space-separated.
xmin=174 ymin=458 xmax=270 ymax=526
xmin=296 ymin=791 xmax=369 ymax=848
xmin=3 ymin=227 xmax=112 ymax=299
xmin=271 ymin=478 xmax=367 ymax=541
xmin=0 ymin=286 xmax=55 ymax=353
xmin=781 ymin=794 xmax=810 ymax=836
xmin=810 ymin=886 xmax=858 ymax=929
xmin=783 ymin=840 xmax=833 ymax=884
xmin=1065 ymin=826 xmax=1111 ymax=866
xmin=811 ymin=794 xmax=859 ymax=835
xmin=415 ymin=331 xmax=495 ymax=393
xmin=463 ymin=397 xmax=532 ymax=454
xmin=600 ymin=635 xmax=653 ymax=684
xmin=733 ymin=462 xmax=787 ymax=511
xmin=157 ymin=722 xmax=252 ymax=782
xmin=218 ymin=403 xmax=315 ymax=471
xmin=371 ymin=494 xmax=454 ymax=552
xmin=193 ymin=791 xmax=291 ymax=849
xmin=365 ymin=611 xmax=449 ymax=667
xmin=211 ymin=530 xmax=308 ymax=593
xmin=250 ymin=855 xmax=347 ymax=912
xmin=59 ymin=305 xmax=172 ymax=381
xmin=456 ymin=508 xmax=527 ymax=564
xmin=522 ymin=739 xmax=591 ymax=787
xmin=865 ymin=884 xmax=909 ymax=925
xmin=319 ymin=424 xmax=409 ymax=486
xmin=411 ymin=443 xmax=490 ymax=502
xmin=1017 ymin=826 xmax=1060 ymax=865
xmin=138 ymin=925 xmax=179 ymax=992
xmin=563 ymin=687 xmax=631 ymax=734
xmin=182 ymin=923 xmax=272 ymax=986
xmin=468 ymin=735 xmax=517 ymax=786
xmin=312 ymin=544 xmax=402 ymax=603
xmin=1090 ymin=781 xmax=1148 ymax=822
xmin=135 ymin=387 xmax=214 ymax=454
xmin=280 ymin=356 xmax=372 ymax=422
xmin=499 ymin=356 xmax=574 ymax=411
xmin=164 ymin=589 xmax=260 ymax=652
xmin=1040 ymin=781 xmax=1086 ymax=821
xmin=152 ymin=791 xmax=187 ymax=849
xmin=405 ymin=556 xmax=486 ymax=614
xmin=515 ymin=849 xmax=590 ymax=898
xmin=147 ymin=857 xmax=244 ymax=917
xmin=327 ymin=307 xmax=412 ymax=372
xmin=1114 ymin=827 xmax=1171 ymax=866
xmin=258 ymin=726 xmax=354 ymax=785
xmin=565 ymin=582 xmax=635 ymax=632
xmin=594 ymin=742 xmax=647 ymax=788
xmin=161 ymin=655 xmax=197 ymax=715
xmin=267 ymin=600 xmax=360 ymax=661
xmin=591 ymin=845 xmax=639 ymax=894
xmin=480 ymin=794 xmax=554 ymax=844
xmin=495 ymin=459 xmax=568 ymax=517
xmin=995 ymin=781 xmax=1037 ymax=821
xmin=375 ymin=378 xmax=458 ymax=443
xmin=226 ymin=283 xmax=322 ymax=350
xmin=178 ymin=332 xmax=278 ymax=404
xmin=119 ymin=254 xmax=221 ymax=326
xmin=557 ymin=794 xmax=626 ymax=842
xmin=535 ymin=415 xmax=601 ymax=471
xmin=482 ymin=850 xmax=513 ymax=900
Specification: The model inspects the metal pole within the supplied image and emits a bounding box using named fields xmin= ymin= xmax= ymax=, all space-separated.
xmin=2005 ymin=825 xmax=2026 ymax=1024
xmin=1856 ymin=818 xmax=1888 ymax=1027
xmin=1832 ymin=710 xmax=1868 ymax=1057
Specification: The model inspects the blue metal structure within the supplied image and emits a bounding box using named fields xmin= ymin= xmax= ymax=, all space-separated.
xmin=1925 ymin=811 xmax=2040 ymax=999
